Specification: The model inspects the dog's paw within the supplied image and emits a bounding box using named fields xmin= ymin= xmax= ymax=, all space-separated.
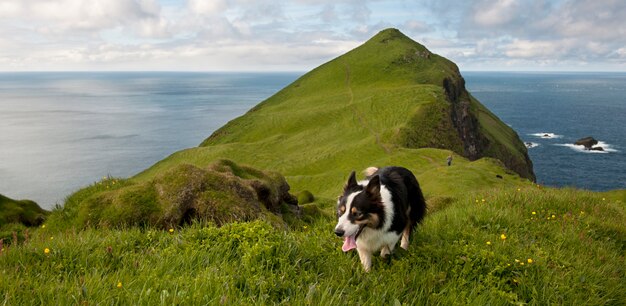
xmin=380 ymin=246 xmax=391 ymax=258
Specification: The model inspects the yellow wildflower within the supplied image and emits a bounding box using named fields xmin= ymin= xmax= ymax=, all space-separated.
xmin=517 ymin=188 xmax=521 ymax=192
xmin=169 ymin=228 xmax=174 ymax=233
xmin=486 ymin=241 xmax=491 ymax=245
xmin=515 ymin=259 xmax=520 ymax=263
xmin=117 ymin=282 xmax=122 ymax=288
xmin=481 ymin=199 xmax=485 ymax=202
xmin=50 ymin=236 xmax=54 ymax=240
xmin=41 ymin=224 xmax=46 ymax=229
xmin=501 ymin=234 xmax=507 ymax=240
xmin=527 ymin=258 xmax=533 ymax=264
xmin=532 ymin=211 xmax=536 ymax=215
xmin=551 ymin=214 xmax=556 ymax=219
xmin=44 ymin=248 xmax=50 ymax=254
xmin=520 ymin=262 xmax=525 ymax=266
xmin=602 ymin=198 xmax=606 ymax=201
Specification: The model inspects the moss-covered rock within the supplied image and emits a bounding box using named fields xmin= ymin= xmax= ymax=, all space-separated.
xmin=53 ymin=160 xmax=298 ymax=229
xmin=0 ymin=194 xmax=48 ymax=227
xmin=297 ymin=190 xmax=315 ymax=204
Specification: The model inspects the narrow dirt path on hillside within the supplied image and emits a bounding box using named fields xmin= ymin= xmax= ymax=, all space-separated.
xmin=344 ymin=64 xmax=392 ymax=154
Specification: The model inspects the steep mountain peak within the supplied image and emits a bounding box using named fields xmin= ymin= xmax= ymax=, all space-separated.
xmin=370 ymin=28 xmax=417 ymax=43
xmin=201 ymin=28 xmax=535 ymax=181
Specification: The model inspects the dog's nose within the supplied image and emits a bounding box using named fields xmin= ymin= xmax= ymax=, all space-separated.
xmin=334 ymin=229 xmax=344 ymax=237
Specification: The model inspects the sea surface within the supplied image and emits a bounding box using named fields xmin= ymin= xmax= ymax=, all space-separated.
xmin=0 ymin=72 xmax=299 ymax=209
xmin=1 ymin=72 xmax=624 ymax=209
xmin=464 ymin=72 xmax=626 ymax=191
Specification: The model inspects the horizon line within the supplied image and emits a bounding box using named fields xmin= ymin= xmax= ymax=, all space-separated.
xmin=1 ymin=70 xmax=625 ymax=74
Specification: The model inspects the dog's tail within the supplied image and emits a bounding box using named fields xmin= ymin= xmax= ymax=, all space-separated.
xmin=363 ymin=167 xmax=379 ymax=179
xmin=363 ymin=167 xmax=378 ymax=180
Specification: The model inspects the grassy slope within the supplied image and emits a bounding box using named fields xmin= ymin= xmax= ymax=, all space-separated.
xmin=44 ymin=160 xmax=292 ymax=230
xmin=134 ymin=28 xmax=528 ymax=200
xmin=1 ymin=188 xmax=624 ymax=304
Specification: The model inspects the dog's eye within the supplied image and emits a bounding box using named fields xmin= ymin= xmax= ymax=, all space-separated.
xmin=353 ymin=211 xmax=364 ymax=218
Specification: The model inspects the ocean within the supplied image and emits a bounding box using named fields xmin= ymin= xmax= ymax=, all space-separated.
xmin=0 ymin=72 xmax=299 ymax=209
xmin=464 ymin=72 xmax=626 ymax=191
xmin=1 ymin=72 xmax=624 ymax=209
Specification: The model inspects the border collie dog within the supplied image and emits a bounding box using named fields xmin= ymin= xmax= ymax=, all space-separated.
xmin=334 ymin=166 xmax=426 ymax=272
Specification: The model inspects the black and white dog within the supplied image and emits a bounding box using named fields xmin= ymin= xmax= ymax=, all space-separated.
xmin=334 ymin=166 xmax=426 ymax=271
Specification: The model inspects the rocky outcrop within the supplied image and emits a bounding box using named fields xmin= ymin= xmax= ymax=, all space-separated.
xmin=444 ymin=75 xmax=486 ymax=159
xmin=575 ymin=137 xmax=599 ymax=149
xmin=443 ymin=72 xmax=536 ymax=181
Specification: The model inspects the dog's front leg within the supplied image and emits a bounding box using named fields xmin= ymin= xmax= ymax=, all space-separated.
xmin=357 ymin=248 xmax=372 ymax=272
xmin=380 ymin=245 xmax=390 ymax=258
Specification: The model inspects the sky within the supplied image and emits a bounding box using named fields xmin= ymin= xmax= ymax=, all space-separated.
xmin=0 ymin=0 xmax=624 ymax=72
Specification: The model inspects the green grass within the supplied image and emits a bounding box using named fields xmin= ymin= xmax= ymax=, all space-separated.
xmin=2 ymin=187 xmax=624 ymax=304
xmin=45 ymin=160 xmax=295 ymax=230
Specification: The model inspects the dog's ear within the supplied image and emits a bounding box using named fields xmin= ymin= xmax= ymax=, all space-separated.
xmin=365 ymin=175 xmax=380 ymax=197
xmin=344 ymin=171 xmax=357 ymax=191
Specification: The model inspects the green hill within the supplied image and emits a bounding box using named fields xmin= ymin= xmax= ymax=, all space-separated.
xmin=135 ymin=28 xmax=534 ymax=200
xmin=49 ymin=28 xmax=538 ymax=228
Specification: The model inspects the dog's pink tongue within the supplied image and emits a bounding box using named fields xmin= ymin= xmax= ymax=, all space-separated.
xmin=342 ymin=236 xmax=357 ymax=252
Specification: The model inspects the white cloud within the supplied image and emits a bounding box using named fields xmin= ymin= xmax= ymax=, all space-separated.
xmin=0 ymin=0 xmax=625 ymax=71
xmin=404 ymin=20 xmax=431 ymax=33
xmin=504 ymin=39 xmax=572 ymax=59
xmin=0 ymin=0 xmax=168 ymax=37
xmin=188 ymin=0 xmax=228 ymax=15
xmin=0 ymin=1 xmax=20 ymax=16
xmin=472 ymin=0 xmax=519 ymax=27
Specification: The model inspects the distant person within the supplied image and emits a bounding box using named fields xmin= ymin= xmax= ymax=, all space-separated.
xmin=447 ymin=155 xmax=453 ymax=166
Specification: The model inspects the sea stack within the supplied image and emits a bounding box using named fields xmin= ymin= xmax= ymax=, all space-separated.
xmin=574 ymin=136 xmax=603 ymax=150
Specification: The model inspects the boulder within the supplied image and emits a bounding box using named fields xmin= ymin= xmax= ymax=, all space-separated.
xmin=575 ymin=137 xmax=598 ymax=149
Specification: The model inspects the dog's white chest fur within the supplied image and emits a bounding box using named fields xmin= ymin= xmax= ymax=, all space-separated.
xmin=357 ymin=229 xmax=401 ymax=252
xmin=356 ymin=185 xmax=398 ymax=252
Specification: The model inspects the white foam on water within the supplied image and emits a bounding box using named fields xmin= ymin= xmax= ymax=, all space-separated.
xmin=525 ymin=142 xmax=540 ymax=148
xmin=555 ymin=141 xmax=618 ymax=154
xmin=529 ymin=132 xmax=563 ymax=139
